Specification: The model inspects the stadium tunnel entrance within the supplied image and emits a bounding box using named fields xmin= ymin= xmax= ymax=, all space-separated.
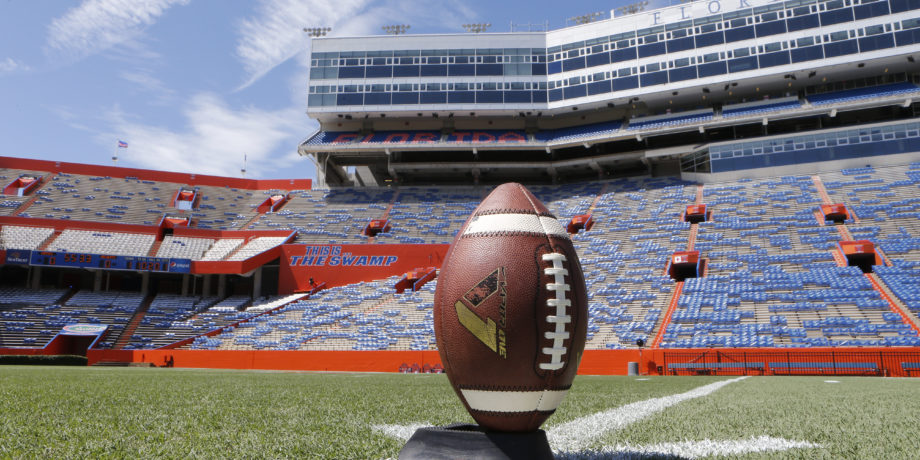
xmin=0 ymin=263 xmax=282 ymax=301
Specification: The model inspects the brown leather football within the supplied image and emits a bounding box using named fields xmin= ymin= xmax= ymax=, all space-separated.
xmin=434 ymin=182 xmax=588 ymax=432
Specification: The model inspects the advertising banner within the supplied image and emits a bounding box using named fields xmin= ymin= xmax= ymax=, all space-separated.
xmin=279 ymin=244 xmax=450 ymax=292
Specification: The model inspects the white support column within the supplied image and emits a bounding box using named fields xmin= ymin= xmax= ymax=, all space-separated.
xmin=30 ymin=267 xmax=41 ymax=289
xmin=217 ymin=274 xmax=227 ymax=298
xmin=93 ymin=271 xmax=103 ymax=292
xmin=252 ymin=267 xmax=262 ymax=300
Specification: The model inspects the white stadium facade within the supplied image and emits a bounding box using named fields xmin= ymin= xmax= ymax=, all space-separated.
xmin=299 ymin=0 xmax=920 ymax=185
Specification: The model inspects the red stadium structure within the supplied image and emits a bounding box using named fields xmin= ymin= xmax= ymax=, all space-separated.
xmin=2 ymin=152 xmax=920 ymax=377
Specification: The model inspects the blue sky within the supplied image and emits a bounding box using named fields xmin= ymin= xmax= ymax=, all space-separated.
xmin=0 ymin=0 xmax=653 ymax=180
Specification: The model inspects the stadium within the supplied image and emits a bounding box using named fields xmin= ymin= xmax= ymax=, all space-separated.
xmin=3 ymin=0 xmax=920 ymax=457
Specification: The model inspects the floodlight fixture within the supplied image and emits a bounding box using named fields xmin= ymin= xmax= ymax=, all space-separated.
xmin=303 ymin=27 xmax=331 ymax=37
xmin=509 ymin=20 xmax=549 ymax=32
xmin=617 ymin=1 xmax=649 ymax=16
xmin=382 ymin=24 xmax=411 ymax=35
xmin=568 ymin=11 xmax=604 ymax=25
xmin=462 ymin=23 xmax=491 ymax=33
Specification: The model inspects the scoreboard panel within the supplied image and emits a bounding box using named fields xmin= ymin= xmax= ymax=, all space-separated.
xmin=27 ymin=251 xmax=191 ymax=273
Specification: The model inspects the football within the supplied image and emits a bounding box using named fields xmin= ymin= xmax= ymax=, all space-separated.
xmin=434 ymin=182 xmax=588 ymax=432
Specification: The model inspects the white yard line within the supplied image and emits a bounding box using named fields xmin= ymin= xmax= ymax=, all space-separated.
xmin=555 ymin=436 xmax=821 ymax=459
xmin=547 ymin=376 xmax=749 ymax=452
xmin=372 ymin=376 xmax=821 ymax=458
xmin=372 ymin=422 xmax=430 ymax=442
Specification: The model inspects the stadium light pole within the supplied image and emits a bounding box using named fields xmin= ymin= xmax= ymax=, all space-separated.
xmin=303 ymin=27 xmax=331 ymax=37
xmin=510 ymin=20 xmax=549 ymax=32
xmin=616 ymin=0 xmax=649 ymax=17
xmin=462 ymin=23 xmax=491 ymax=33
xmin=567 ymin=11 xmax=604 ymax=26
xmin=382 ymin=24 xmax=410 ymax=35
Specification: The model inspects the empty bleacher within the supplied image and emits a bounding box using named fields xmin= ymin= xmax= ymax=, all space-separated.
xmin=226 ymin=236 xmax=290 ymax=261
xmin=533 ymin=121 xmax=624 ymax=144
xmin=627 ymin=109 xmax=714 ymax=131
xmin=48 ymin=230 xmax=155 ymax=257
xmin=722 ymin=96 xmax=802 ymax=118
xmin=806 ymin=82 xmax=920 ymax=106
xmin=0 ymin=225 xmax=54 ymax=250
xmin=3 ymin=170 xmax=288 ymax=230
xmin=0 ymin=289 xmax=142 ymax=348
xmin=383 ymin=186 xmax=481 ymax=244
xmin=155 ymin=235 xmax=215 ymax=260
xmin=200 ymin=239 xmax=244 ymax=261
xmin=4 ymin=159 xmax=920 ymax=353
xmin=251 ymin=187 xmax=396 ymax=244
xmin=186 ymin=277 xmax=434 ymax=351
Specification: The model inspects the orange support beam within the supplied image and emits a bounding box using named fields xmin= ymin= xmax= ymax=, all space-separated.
xmin=586 ymin=183 xmax=609 ymax=215
xmin=687 ymin=224 xmax=698 ymax=251
xmin=812 ymin=175 xmax=832 ymax=204
xmin=865 ymin=274 xmax=920 ymax=335
xmin=651 ymin=281 xmax=684 ymax=348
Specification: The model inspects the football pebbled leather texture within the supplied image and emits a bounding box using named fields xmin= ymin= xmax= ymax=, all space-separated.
xmin=434 ymin=182 xmax=588 ymax=432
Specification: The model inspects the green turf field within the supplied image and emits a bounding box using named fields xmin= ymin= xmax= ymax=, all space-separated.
xmin=1 ymin=367 xmax=918 ymax=459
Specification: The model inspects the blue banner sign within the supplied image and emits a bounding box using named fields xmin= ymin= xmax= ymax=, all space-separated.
xmin=21 ymin=250 xmax=191 ymax=273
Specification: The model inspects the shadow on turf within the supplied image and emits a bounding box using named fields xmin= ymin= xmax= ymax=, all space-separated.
xmin=555 ymin=451 xmax=688 ymax=460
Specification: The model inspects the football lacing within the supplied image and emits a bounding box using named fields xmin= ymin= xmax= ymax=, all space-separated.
xmin=540 ymin=252 xmax=571 ymax=371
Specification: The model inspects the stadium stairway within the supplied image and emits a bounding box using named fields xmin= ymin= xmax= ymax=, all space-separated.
xmin=146 ymin=239 xmax=163 ymax=257
xmin=239 ymin=211 xmax=265 ymax=231
xmin=11 ymin=179 xmax=50 ymax=216
xmin=13 ymin=194 xmax=42 ymax=216
xmin=220 ymin=239 xmax=247 ymax=260
xmin=367 ymin=189 xmax=401 ymax=244
xmin=112 ymin=294 xmax=154 ymax=350
xmin=867 ymin=273 xmax=920 ymax=334
xmin=35 ymin=230 xmax=61 ymax=251
xmin=651 ymin=281 xmax=684 ymax=348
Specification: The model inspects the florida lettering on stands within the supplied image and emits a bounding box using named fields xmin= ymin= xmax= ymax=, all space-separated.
xmin=19 ymin=250 xmax=191 ymax=273
xmin=618 ymin=0 xmax=779 ymax=27
xmin=331 ymin=131 xmax=527 ymax=145
xmin=290 ymin=245 xmax=398 ymax=267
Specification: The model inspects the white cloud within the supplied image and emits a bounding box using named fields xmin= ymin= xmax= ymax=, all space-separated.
xmin=236 ymin=0 xmax=476 ymax=88
xmin=46 ymin=0 xmax=189 ymax=60
xmin=118 ymin=70 xmax=175 ymax=105
xmin=236 ymin=0 xmax=372 ymax=89
xmin=109 ymin=93 xmax=308 ymax=178
xmin=0 ymin=58 xmax=30 ymax=74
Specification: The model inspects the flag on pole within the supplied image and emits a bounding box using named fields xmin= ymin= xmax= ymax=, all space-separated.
xmin=118 ymin=140 xmax=128 ymax=148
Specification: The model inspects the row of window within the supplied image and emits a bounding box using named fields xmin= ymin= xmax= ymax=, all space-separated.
xmin=683 ymin=120 xmax=920 ymax=173
xmin=311 ymin=2 xmax=918 ymax=81
xmin=546 ymin=0 xmax=892 ymax=60
xmin=547 ymin=21 xmax=906 ymax=91
xmin=308 ymin=25 xmax=920 ymax=107
xmin=710 ymin=121 xmax=920 ymax=159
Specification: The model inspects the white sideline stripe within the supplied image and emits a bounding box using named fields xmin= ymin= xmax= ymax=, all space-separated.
xmin=547 ymin=376 xmax=749 ymax=452
xmin=554 ymin=436 xmax=821 ymax=460
xmin=371 ymin=377 xmax=821 ymax=459
xmin=372 ymin=423 xmax=430 ymax=443
xmin=461 ymin=388 xmax=568 ymax=412
xmin=464 ymin=213 xmax=569 ymax=238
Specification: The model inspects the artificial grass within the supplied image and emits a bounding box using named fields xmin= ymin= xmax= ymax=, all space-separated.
xmin=0 ymin=367 xmax=916 ymax=458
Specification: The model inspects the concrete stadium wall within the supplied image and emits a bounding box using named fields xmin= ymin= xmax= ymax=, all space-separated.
xmin=0 ymin=156 xmax=310 ymax=190
xmin=682 ymin=151 xmax=920 ymax=183
xmin=278 ymin=244 xmax=450 ymax=292
xmin=83 ymin=347 xmax=920 ymax=377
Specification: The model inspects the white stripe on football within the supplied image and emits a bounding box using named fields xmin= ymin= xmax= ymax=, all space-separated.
xmin=460 ymin=388 xmax=569 ymax=413
xmin=463 ymin=213 xmax=569 ymax=239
